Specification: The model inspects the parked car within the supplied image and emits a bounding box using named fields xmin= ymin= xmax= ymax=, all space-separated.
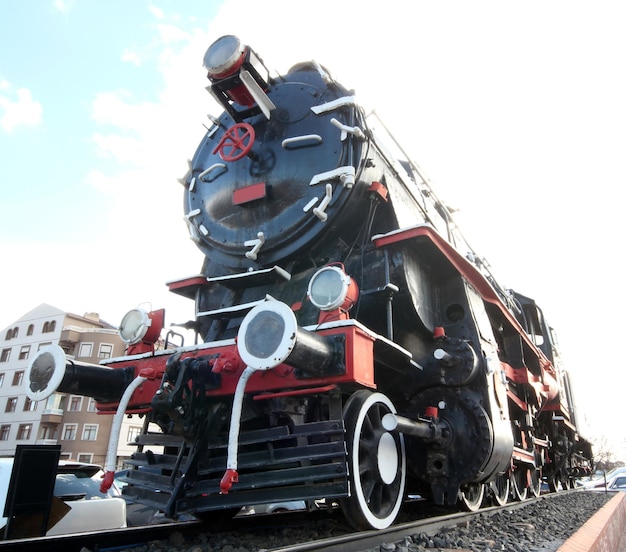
xmin=584 ymin=468 xmax=626 ymax=491
xmin=607 ymin=476 xmax=626 ymax=491
xmin=114 ymin=467 xmax=173 ymax=526
xmin=0 ymin=458 xmax=126 ymax=537
xmin=239 ymin=500 xmax=307 ymax=515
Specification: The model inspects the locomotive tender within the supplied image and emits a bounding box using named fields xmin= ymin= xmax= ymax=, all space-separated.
xmin=26 ymin=35 xmax=592 ymax=530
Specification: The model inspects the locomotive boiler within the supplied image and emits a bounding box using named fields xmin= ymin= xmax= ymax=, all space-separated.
xmin=26 ymin=35 xmax=592 ymax=530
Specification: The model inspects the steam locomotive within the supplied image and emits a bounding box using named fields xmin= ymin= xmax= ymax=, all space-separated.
xmin=26 ymin=35 xmax=592 ymax=530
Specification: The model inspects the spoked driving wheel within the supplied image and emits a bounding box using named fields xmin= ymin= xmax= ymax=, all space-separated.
xmin=489 ymin=473 xmax=510 ymax=506
xmin=548 ymin=471 xmax=571 ymax=492
xmin=340 ymin=390 xmax=406 ymax=530
xmin=510 ymin=467 xmax=528 ymax=501
xmin=528 ymin=468 xmax=541 ymax=497
xmin=459 ymin=482 xmax=485 ymax=512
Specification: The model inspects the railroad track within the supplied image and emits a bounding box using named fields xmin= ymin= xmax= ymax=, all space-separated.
xmin=0 ymin=491 xmax=601 ymax=552
xmin=271 ymin=496 xmax=547 ymax=552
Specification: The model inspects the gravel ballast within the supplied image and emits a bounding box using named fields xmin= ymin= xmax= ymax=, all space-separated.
xmin=98 ymin=491 xmax=614 ymax=552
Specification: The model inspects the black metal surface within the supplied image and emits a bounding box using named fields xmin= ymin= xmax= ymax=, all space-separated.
xmin=121 ymin=420 xmax=349 ymax=517
xmin=3 ymin=445 xmax=61 ymax=540
xmin=185 ymin=65 xmax=368 ymax=270
xmin=59 ymin=362 xmax=134 ymax=403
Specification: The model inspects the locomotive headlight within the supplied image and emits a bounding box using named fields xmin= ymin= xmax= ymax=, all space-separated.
xmin=237 ymin=299 xmax=340 ymax=376
xmin=308 ymin=265 xmax=359 ymax=311
xmin=119 ymin=308 xmax=164 ymax=345
xmin=237 ymin=301 xmax=297 ymax=370
xmin=203 ymin=35 xmax=245 ymax=79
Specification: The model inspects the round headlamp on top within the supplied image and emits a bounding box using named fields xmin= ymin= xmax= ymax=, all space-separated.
xmin=119 ymin=308 xmax=164 ymax=347
xmin=119 ymin=309 xmax=151 ymax=345
xmin=204 ymin=35 xmax=246 ymax=80
xmin=307 ymin=265 xmax=359 ymax=312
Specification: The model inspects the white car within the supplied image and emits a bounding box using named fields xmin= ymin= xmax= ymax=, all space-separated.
xmin=584 ymin=467 xmax=626 ymax=491
xmin=1 ymin=458 xmax=126 ymax=537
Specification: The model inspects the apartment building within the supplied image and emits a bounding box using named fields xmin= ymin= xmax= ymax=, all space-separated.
xmin=0 ymin=303 xmax=145 ymax=467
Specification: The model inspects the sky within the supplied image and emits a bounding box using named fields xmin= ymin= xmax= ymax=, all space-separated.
xmin=1 ymin=0 xmax=625 ymax=460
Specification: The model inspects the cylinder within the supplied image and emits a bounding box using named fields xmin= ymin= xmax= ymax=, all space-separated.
xmin=382 ymin=413 xmax=436 ymax=440
xmin=237 ymin=300 xmax=338 ymax=375
xmin=27 ymin=345 xmax=132 ymax=403
xmin=285 ymin=326 xmax=337 ymax=376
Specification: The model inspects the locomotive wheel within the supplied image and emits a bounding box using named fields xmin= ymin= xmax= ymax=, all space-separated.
xmin=548 ymin=472 xmax=570 ymax=492
xmin=528 ymin=468 xmax=542 ymax=497
xmin=340 ymin=390 xmax=406 ymax=530
xmin=510 ymin=468 xmax=528 ymax=500
xmin=489 ymin=474 xmax=510 ymax=506
xmin=459 ymin=482 xmax=485 ymax=512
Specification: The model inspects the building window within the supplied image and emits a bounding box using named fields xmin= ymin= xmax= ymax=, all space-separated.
xmin=1 ymin=349 xmax=10 ymax=362
xmin=12 ymin=371 xmax=24 ymax=386
xmin=27 ymin=324 xmax=34 ymax=336
xmin=0 ymin=373 xmax=4 ymax=387
xmin=77 ymin=453 xmax=93 ymax=463
xmin=0 ymin=425 xmax=10 ymax=441
xmin=38 ymin=342 xmax=52 ymax=351
xmin=63 ymin=424 xmax=77 ymax=440
xmin=87 ymin=398 xmax=97 ymax=412
xmin=68 ymin=396 xmax=83 ymax=412
xmin=18 ymin=345 xmax=30 ymax=360
xmin=78 ymin=343 xmax=93 ymax=358
xmin=40 ymin=425 xmax=57 ymax=440
xmin=23 ymin=397 xmax=37 ymax=412
xmin=82 ymin=424 xmax=98 ymax=441
xmin=127 ymin=426 xmax=142 ymax=443
xmin=98 ymin=343 xmax=113 ymax=359
xmin=5 ymin=397 xmax=17 ymax=413
xmin=59 ymin=452 xmax=71 ymax=460
xmin=16 ymin=424 xmax=32 ymax=440
xmin=5 ymin=327 xmax=18 ymax=340
xmin=42 ymin=320 xmax=57 ymax=333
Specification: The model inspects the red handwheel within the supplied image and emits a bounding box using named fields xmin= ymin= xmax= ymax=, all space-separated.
xmin=213 ymin=123 xmax=255 ymax=162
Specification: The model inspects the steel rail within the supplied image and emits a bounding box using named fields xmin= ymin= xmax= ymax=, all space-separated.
xmin=269 ymin=495 xmax=551 ymax=552
xmin=0 ymin=491 xmax=581 ymax=552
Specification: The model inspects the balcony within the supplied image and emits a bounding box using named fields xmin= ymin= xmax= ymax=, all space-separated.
xmin=60 ymin=328 xmax=81 ymax=349
xmin=36 ymin=439 xmax=58 ymax=446
xmin=41 ymin=408 xmax=64 ymax=424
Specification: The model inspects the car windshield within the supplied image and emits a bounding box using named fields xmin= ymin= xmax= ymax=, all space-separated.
xmin=54 ymin=470 xmax=119 ymax=500
xmin=605 ymin=467 xmax=626 ymax=479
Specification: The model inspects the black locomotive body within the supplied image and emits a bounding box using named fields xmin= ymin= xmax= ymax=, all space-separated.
xmin=27 ymin=36 xmax=592 ymax=530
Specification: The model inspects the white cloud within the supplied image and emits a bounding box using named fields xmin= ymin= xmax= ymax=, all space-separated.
xmin=155 ymin=23 xmax=190 ymax=44
xmin=121 ymin=49 xmax=142 ymax=66
xmin=53 ymin=0 xmax=76 ymax=13
xmin=91 ymin=91 xmax=165 ymax=136
xmin=148 ymin=5 xmax=164 ymax=20
xmin=0 ymin=83 xmax=43 ymax=133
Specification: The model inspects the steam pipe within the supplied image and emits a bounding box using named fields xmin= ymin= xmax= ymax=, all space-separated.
xmin=100 ymin=374 xmax=149 ymax=493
